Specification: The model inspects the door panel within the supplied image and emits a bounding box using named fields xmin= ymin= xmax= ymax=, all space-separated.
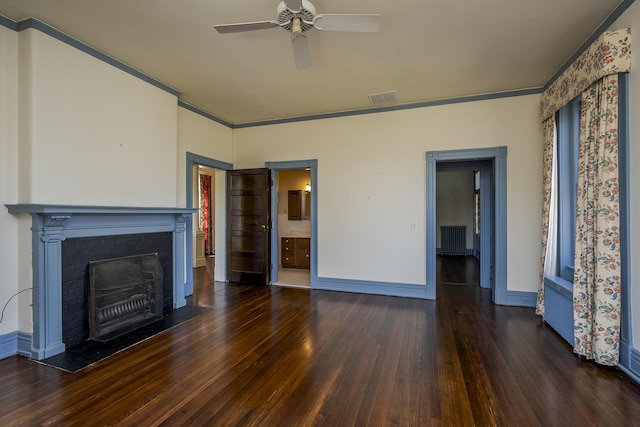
xmin=230 ymin=195 xmax=263 ymax=211
xmin=230 ymin=215 xmax=264 ymax=231
xmin=229 ymin=173 xmax=265 ymax=190
xmin=227 ymin=168 xmax=271 ymax=285
xmin=230 ymin=254 xmax=264 ymax=271
xmin=230 ymin=235 xmax=265 ymax=251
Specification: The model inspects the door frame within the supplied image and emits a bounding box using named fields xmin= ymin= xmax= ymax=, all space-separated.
xmin=426 ymin=147 xmax=507 ymax=304
xmin=185 ymin=152 xmax=233 ymax=295
xmin=265 ymin=159 xmax=318 ymax=288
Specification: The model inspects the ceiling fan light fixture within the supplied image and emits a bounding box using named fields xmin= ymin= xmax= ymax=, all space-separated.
xmin=292 ymin=17 xmax=303 ymax=36
xmin=214 ymin=0 xmax=381 ymax=70
xmin=276 ymin=0 xmax=316 ymax=32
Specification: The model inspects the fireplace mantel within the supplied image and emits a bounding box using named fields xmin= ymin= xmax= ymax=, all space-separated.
xmin=5 ymin=204 xmax=197 ymax=360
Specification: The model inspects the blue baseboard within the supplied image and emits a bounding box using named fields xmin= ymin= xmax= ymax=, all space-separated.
xmin=0 ymin=331 xmax=33 ymax=360
xmin=629 ymin=348 xmax=640 ymax=379
xmin=618 ymin=348 xmax=640 ymax=386
xmin=0 ymin=332 xmax=18 ymax=360
xmin=316 ymin=277 xmax=432 ymax=300
xmin=506 ymin=291 xmax=537 ymax=307
xmin=17 ymin=331 xmax=32 ymax=357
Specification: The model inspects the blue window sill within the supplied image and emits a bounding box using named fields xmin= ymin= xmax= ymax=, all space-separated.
xmin=544 ymin=275 xmax=573 ymax=298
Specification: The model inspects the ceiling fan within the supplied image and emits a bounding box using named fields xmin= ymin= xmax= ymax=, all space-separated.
xmin=213 ymin=0 xmax=380 ymax=70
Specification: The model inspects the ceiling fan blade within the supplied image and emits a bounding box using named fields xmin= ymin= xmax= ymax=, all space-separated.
xmin=284 ymin=0 xmax=303 ymax=13
xmin=214 ymin=20 xmax=280 ymax=34
xmin=313 ymin=14 xmax=380 ymax=32
xmin=291 ymin=34 xmax=311 ymax=70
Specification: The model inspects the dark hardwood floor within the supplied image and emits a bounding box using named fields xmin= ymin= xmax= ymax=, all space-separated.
xmin=2 ymin=260 xmax=640 ymax=426
xmin=436 ymin=255 xmax=480 ymax=285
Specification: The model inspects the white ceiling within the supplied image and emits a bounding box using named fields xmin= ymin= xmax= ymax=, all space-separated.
xmin=0 ymin=0 xmax=625 ymax=125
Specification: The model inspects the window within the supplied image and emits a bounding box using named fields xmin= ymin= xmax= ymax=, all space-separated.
xmin=556 ymin=97 xmax=581 ymax=283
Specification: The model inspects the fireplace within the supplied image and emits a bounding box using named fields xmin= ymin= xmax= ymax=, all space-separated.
xmin=89 ymin=253 xmax=163 ymax=342
xmin=5 ymin=204 xmax=197 ymax=360
xmin=61 ymin=233 xmax=173 ymax=347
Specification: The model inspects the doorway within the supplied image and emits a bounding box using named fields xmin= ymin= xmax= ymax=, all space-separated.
xmin=266 ymin=160 xmax=318 ymax=289
xmin=185 ymin=152 xmax=233 ymax=296
xmin=435 ymin=168 xmax=483 ymax=288
xmin=275 ymin=169 xmax=312 ymax=288
xmin=426 ymin=147 xmax=507 ymax=304
xmin=185 ymin=155 xmax=318 ymax=292
xmin=195 ymin=165 xmax=216 ymax=267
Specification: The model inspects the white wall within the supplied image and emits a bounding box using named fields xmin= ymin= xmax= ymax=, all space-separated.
xmin=436 ymin=170 xmax=474 ymax=249
xmin=20 ymin=29 xmax=178 ymax=206
xmin=0 ymin=25 xmax=20 ymax=336
xmin=16 ymin=30 xmax=36 ymax=333
xmin=177 ymin=106 xmax=233 ymax=280
xmin=7 ymin=27 xmax=189 ymax=335
xmin=233 ymin=94 xmax=543 ymax=291
xmin=611 ymin=3 xmax=640 ymax=349
xmin=176 ymin=106 xmax=233 ymax=206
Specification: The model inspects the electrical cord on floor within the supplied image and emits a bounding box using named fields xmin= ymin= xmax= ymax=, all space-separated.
xmin=0 ymin=288 xmax=32 ymax=325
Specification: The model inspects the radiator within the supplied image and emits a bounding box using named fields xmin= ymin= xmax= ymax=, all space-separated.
xmin=544 ymin=282 xmax=574 ymax=345
xmin=440 ymin=225 xmax=466 ymax=255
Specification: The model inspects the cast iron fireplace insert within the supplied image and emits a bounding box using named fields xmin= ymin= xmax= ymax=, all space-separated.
xmin=89 ymin=253 xmax=163 ymax=342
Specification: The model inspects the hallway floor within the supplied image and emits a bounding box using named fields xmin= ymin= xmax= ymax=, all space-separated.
xmin=436 ymin=254 xmax=480 ymax=285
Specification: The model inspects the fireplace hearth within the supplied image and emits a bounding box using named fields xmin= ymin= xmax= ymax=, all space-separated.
xmin=89 ymin=253 xmax=163 ymax=342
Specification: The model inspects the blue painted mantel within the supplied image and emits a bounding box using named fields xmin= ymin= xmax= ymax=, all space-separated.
xmin=5 ymin=204 xmax=197 ymax=360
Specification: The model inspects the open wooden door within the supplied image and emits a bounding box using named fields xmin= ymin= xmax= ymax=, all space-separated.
xmin=227 ymin=168 xmax=271 ymax=285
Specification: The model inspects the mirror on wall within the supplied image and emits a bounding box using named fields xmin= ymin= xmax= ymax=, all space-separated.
xmin=288 ymin=190 xmax=302 ymax=220
xmin=281 ymin=169 xmax=311 ymax=221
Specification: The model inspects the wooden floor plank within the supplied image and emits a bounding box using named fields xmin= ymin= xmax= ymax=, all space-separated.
xmin=2 ymin=260 xmax=640 ymax=426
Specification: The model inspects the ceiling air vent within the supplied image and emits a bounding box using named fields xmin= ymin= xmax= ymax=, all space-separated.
xmin=368 ymin=90 xmax=397 ymax=105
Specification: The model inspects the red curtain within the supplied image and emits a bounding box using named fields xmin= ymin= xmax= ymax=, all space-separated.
xmin=199 ymin=174 xmax=213 ymax=255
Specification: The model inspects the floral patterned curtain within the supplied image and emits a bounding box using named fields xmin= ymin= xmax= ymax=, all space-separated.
xmin=572 ymin=76 xmax=621 ymax=366
xmin=199 ymin=174 xmax=213 ymax=255
xmin=538 ymin=27 xmax=629 ymax=365
xmin=536 ymin=117 xmax=556 ymax=316
xmin=540 ymin=29 xmax=630 ymax=122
